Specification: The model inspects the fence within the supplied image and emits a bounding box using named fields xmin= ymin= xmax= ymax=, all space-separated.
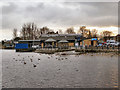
xmin=36 ymin=45 xmax=120 ymax=50
xmin=36 ymin=46 xmax=77 ymax=51
xmin=77 ymin=45 xmax=120 ymax=50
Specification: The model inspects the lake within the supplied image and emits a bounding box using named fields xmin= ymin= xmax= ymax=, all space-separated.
xmin=1 ymin=49 xmax=118 ymax=88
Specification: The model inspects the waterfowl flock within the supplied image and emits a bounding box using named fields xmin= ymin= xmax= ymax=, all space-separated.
xmin=12 ymin=52 xmax=116 ymax=70
xmin=12 ymin=52 xmax=70 ymax=69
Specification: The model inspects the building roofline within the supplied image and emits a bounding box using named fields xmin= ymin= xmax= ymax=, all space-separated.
xmin=19 ymin=40 xmax=41 ymax=41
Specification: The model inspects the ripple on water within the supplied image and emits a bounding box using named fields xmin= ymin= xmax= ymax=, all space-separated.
xmin=2 ymin=50 xmax=118 ymax=88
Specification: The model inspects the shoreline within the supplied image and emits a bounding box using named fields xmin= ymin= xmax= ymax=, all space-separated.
xmin=1 ymin=48 xmax=120 ymax=56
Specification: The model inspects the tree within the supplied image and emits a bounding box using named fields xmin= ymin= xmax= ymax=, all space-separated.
xmin=40 ymin=26 xmax=50 ymax=34
xmin=88 ymin=30 xmax=92 ymax=38
xmin=13 ymin=37 xmax=21 ymax=41
xmin=20 ymin=24 xmax=26 ymax=40
xmin=35 ymin=28 xmax=41 ymax=39
xmin=13 ymin=28 xmax=17 ymax=39
xmin=56 ymin=31 xmax=58 ymax=34
xmin=65 ymin=27 xmax=76 ymax=34
xmin=47 ymin=31 xmax=56 ymax=34
xmin=2 ymin=40 xmax=4 ymax=45
xmin=101 ymin=31 xmax=113 ymax=37
xmin=20 ymin=23 xmax=37 ymax=40
xmin=77 ymin=26 xmax=86 ymax=35
xmin=91 ymin=29 xmax=98 ymax=38
xmin=78 ymin=26 xmax=90 ymax=38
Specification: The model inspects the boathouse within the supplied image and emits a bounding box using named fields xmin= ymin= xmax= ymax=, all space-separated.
xmin=16 ymin=34 xmax=82 ymax=50
xmin=39 ymin=34 xmax=82 ymax=47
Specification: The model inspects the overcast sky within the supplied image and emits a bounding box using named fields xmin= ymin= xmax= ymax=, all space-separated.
xmin=0 ymin=0 xmax=119 ymax=40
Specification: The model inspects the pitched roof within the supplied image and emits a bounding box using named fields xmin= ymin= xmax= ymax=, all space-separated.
xmin=40 ymin=34 xmax=82 ymax=37
xmin=58 ymin=40 xmax=68 ymax=43
xmin=40 ymin=34 xmax=82 ymax=41
xmin=19 ymin=40 xmax=41 ymax=42
xmin=45 ymin=38 xmax=56 ymax=42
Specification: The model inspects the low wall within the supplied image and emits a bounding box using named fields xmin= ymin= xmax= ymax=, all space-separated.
xmin=35 ymin=48 xmax=74 ymax=54
xmin=75 ymin=48 xmax=119 ymax=53
xmin=16 ymin=46 xmax=120 ymax=53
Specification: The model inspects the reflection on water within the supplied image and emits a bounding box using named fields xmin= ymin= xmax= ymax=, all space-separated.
xmin=2 ymin=50 xmax=118 ymax=88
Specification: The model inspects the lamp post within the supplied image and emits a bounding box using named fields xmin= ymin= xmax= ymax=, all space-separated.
xmin=82 ymin=34 xmax=84 ymax=49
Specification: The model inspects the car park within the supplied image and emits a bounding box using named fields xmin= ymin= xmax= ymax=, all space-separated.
xmin=106 ymin=40 xmax=119 ymax=46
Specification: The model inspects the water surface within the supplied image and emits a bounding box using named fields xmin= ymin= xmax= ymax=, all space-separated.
xmin=2 ymin=50 xmax=118 ymax=88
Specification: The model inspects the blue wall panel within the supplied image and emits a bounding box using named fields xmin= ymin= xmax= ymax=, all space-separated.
xmin=15 ymin=43 xmax=28 ymax=49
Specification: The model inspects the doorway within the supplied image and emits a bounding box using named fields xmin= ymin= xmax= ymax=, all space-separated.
xmin=91 ymin=41 xmax=93 ymax=46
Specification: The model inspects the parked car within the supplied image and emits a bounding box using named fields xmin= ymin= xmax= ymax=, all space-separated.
xmin=32 ymin=45 xmax=40 ymax=49
xmin=114 ymin=42 xmax=120 ymax=46
xmin=106 ymin=40 xmax=119 ymax=46
xmin=97 ymin=44 xmax=103 ymax=47
xmin=5 ymin=44 xmax=14 ymax=49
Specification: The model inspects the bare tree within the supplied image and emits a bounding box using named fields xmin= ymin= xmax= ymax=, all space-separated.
xmin=101 ymin=30 xmax=113 ymax=37
xmin=78 ymin=26 xmax=89 ymax=37
xmin=77 ymin=26 xmax=86 ymax=34
xmin=21 ymin=24 xmax=27 ymax=40
xmin=40 ymin=26 xmax=50 ymax=34
xmin=65 ymin=27 xmax=76 ymax=34
xmin=20 ymin=23 xmax=38 ymax=40
xmin=35 ymin=28 xmax=41 ymax=39
xmin=88 ymin=30 xmax=92 ymax=38
xmin=31 ymin=23 xmax=37 ymax=39
xmin=47 ymin=31 xmax=56 ymax=34
xmin=91 ymin=29 xmax=98 ymax=38
xmin=13 ymin=28 xmax=17 ymax=39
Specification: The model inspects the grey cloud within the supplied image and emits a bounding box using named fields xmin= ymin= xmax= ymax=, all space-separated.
xmin=2 ymin=2 xmax=18 ymax=14
xmin=2 ymin=2 xmax=118 ymax=31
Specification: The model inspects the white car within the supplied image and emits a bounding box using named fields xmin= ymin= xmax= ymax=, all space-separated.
xmin=106 ymin=40 xmax=119 ymax=46
xmin=32 ymin=45 xmax=39 ymax=49
xmin=114 ymin=42 xmax=120 ymax=46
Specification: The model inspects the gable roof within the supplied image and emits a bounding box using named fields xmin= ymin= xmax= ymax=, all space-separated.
xmin=58 ymin=40 xmax=68 ymax=43
xmin=40 ymin=34 xmax=82 ymax=41
xmin=45 ymin=38 xmax=56 ymax=42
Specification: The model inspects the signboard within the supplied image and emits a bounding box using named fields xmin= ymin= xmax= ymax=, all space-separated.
xmin=15 ymin=43 xmax=28 ymax=49
xmin=91 ymin=38 xmax=97 ymax=41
